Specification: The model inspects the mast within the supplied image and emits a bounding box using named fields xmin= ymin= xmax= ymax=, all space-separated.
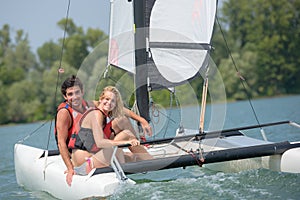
xmin=133 ymin=0 xmax=150 ymax=122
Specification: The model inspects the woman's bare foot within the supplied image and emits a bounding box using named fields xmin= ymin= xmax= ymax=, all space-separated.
xmin=124 ymin=152 xmax=137 ymax=162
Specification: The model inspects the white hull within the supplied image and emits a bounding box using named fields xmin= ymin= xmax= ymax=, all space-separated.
xmin=14 ymin=143 xmax=135 ymax=200
xmin=147 ymin=131 xmax=300 ymax=174
xmin=280 ymin=145 xmax=300 ymax=173
xmin=203 ymin=135 xmax=282 ymax=172
xmin=203 ymin=137 xmax=300 ymax=173
xmin=14 ymin=129 xmax=300 ymax=199
xmin=204 ymin=150 xmax=300 ymax=173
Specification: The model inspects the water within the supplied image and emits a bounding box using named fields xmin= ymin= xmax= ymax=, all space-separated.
xmin=1 ymin=95 xmax=300 ymax=199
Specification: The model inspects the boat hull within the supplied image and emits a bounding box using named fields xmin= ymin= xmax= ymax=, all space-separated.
xmin=14 ymin=132 xmax=300 ymax=199
xmin=94 ymin=133 xmax=300 ymax=175
xmin=14 ymin=143 xmax=133 ymax=199
xmin=280 ymin=146 xmax=300 ymax=173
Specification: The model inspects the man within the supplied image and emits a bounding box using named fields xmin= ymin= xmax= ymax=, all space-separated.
xmin=55 ymin=75 xmax=92 ymax=186
xmin=55 ymin=75 xmax=152 ymax=186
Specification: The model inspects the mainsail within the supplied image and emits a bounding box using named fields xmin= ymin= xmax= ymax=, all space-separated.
xmin=108 ymin=0 xmax=217 ymax=120
xmin=109 ymin=0 xmax=216 ymax=84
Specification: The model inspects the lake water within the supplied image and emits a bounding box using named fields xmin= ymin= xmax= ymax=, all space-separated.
xmin=1 ymin=95 xmax=300 ymax=199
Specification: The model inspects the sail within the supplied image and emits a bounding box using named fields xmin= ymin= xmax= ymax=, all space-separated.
xmin=108 ymin=0 xmax=135 ymax=73
xmin=108 ymin=0 xmax=217 ymax=89
xmin=148 ymin=0 xmax=216 ymax=88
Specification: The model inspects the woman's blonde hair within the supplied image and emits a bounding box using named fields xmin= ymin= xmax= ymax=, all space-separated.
xmin=98 ymin=86 xmax=124 ymax=118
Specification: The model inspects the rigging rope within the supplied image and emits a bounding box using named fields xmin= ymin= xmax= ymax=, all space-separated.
xmin=17 ymin=122 xmax=48 ymax=144
xmin=45 ymin=0 xmax=72 ymax=150
xmin=215 ymin=16 xmax=267 ymax=141
xmin=170 ymin=138 xmax=204 ymax=167
xmin=18 ymin=0 xmax=72 ymax=146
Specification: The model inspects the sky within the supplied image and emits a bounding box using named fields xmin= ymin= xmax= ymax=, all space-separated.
xmin=0 ymin=0 xmax=110 ymax=52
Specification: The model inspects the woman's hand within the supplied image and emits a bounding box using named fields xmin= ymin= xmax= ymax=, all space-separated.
xmin=140 ymin=119 xmax=152 ymax=137
xmin=123 ymin=107 xmax=153 ymax=137
xmin=128 ymin=139 xmax=140 ymax=146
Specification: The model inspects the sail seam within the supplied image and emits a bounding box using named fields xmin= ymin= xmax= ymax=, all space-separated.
xmin=149 ymin=42 xmax=211 ymax=50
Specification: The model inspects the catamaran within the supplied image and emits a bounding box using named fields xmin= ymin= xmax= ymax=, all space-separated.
xmin=14 ymin=0 xmax=300 ymax=199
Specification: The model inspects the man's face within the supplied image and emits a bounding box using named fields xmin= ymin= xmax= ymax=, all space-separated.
xmin=63 ymin=86 xmax=84 ymax=109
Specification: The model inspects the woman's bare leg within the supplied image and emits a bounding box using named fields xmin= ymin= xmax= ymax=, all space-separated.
xmin=71 ymin=149 xmax=92 ymax=167
xmin=86 ymin=147 xmax=125 ymax=173
xmin=112 ymin=116 xmax=137 ymax=136
xmin=114 ymin=130 xmax=153 ymax=161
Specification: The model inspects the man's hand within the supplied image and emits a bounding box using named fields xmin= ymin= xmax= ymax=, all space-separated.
xmin=64 ymin=168 xmax=75 ymax=186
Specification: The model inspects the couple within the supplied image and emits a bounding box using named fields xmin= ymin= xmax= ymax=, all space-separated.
xmin=55 ymin=75 xmax=152 ymax=186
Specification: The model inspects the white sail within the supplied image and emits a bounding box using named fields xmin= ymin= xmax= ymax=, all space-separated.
xmin=150 ymin=0 xmax=216 ymax=43
xmin=108 ymin=0 xmax=217 ymax=86
xmin=149 ymin=0 xmax=217 ymax=83
xmin=108 ymin=0 xmax=135 ymax=73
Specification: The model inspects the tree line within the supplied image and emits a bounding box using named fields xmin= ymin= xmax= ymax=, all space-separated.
xmin=0 ymin=0 xmax=299 ymax=125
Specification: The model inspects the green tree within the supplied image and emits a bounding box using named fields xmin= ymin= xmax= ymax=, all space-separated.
xmin=56 ymin=18 xmax=107 ymax=70
xmin=6 ymin=80 xmax=40 ymax=122
xmin=0 ymin=82 xmax=9 ymax=123
xmin=0 ymin=24 xmax=10 ymax=60
xmin=37 ymin=41 xmax=61 ymax=70
xmin=0 ymin=28 xmax=37 ymax=85
xmin=221 ymin=0 xmax=300 ymax=97
xmin=63 ymin=34 xmax=89 ymax=69
xmin=42 ymin=62 xmax=79 ymax=117
xmin=218 ymin=50 xmax=258 ymax=100
xmin=0 ymin=19 xmax=109 ymax=125
xmin=86 ymin=28 xmax=108 ymax=49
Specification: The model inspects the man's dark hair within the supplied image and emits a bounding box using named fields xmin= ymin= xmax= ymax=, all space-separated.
xmin=61 ymin=75 xmax=84 ymax=96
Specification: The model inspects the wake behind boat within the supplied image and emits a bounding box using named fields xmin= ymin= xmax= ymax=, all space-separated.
xmin=14 ymin=0 xmax=300 ymax=199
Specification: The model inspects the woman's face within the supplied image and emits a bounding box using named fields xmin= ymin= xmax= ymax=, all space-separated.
xmin=99 ymin=91 xmax=116 ymax=112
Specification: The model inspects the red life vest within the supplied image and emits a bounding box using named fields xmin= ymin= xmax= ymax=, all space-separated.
xmin=99 ymin=109 xmax=114 ymax=139
xmin=54 ymin=100 xmax=89 ymax=147
xmin=69 ymin=108 xmax=114 ymax=152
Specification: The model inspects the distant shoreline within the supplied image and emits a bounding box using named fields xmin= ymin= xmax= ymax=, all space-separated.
xmin=0 ymin=94 xmax=298 ymax=127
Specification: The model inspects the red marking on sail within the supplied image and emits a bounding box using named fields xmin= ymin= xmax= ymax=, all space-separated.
xmin=109 ymin=38 xmax=119 ymax=66
xmin=192 ymin=0 xmax=203 ymax=24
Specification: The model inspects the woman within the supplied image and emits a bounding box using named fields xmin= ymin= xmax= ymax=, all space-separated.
xmin=71 ymin=86 xmax=152 ymax=175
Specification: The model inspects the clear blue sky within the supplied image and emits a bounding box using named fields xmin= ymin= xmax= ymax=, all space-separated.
xmin=0 ymin=0 xmax=110 ymax=52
